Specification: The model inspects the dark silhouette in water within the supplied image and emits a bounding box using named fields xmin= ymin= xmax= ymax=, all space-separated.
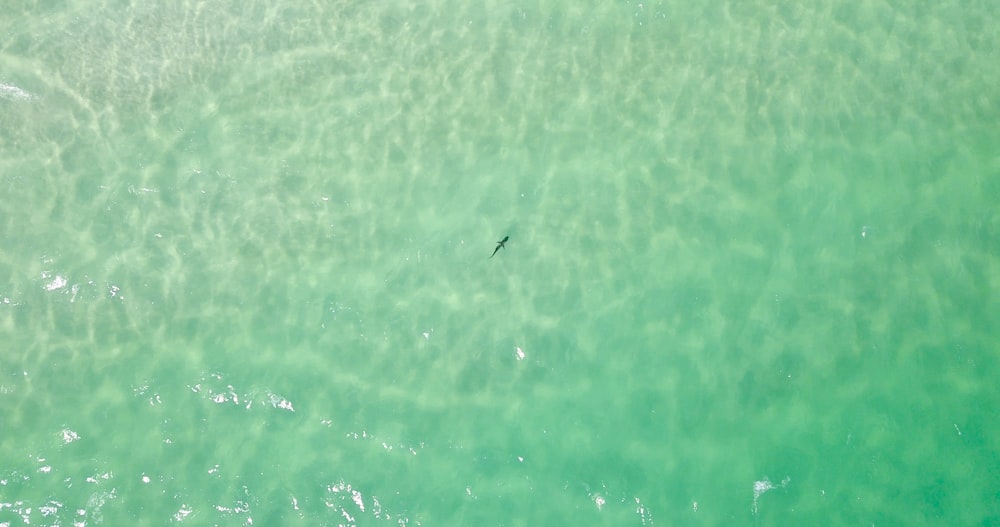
xmin=490 ymin=236 xmax=509 ymax=258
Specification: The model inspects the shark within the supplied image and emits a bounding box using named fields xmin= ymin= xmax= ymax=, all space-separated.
xmin=490 ymin=235 xmax=509 ymax=259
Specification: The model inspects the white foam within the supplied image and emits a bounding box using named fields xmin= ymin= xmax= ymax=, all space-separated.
xmin=60 ymin=429 xmax=80 ymax=444
xmin=752 ymin=476 xmax=790 ymax=515
xmin=44 ymin=275 xmax=67 ymax=291
xmin=0 ymin=83 xmax=33 ymax=101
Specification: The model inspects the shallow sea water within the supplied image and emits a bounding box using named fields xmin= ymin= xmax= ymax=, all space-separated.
xmin=1 ymin=0 xmax=999 ymax=525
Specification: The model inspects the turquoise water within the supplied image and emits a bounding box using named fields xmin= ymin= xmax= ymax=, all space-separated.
xmin=2 ymin=0 xmax=999 ymax=525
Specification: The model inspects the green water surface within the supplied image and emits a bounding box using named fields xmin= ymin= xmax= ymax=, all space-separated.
xmin=2 ymin=1 xmax=998 ymax=525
